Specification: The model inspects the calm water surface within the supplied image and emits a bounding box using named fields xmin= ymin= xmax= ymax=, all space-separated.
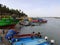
xmin=18 ymin=18 xmax=60 ymax=45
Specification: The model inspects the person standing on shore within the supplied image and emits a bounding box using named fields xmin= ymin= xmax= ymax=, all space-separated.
xmin=2 ymin=29 xmax=5 ymax=34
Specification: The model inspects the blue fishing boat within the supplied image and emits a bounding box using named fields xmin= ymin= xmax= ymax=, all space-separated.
xmin=10 ymin=34 xmax=51 ymax=45
xmin=5 ymin=30 xmax=54 ymax=45
xmin=38 ymin=18 xmax=47 ymax=23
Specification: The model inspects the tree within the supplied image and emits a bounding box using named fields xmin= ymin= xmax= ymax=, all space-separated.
xmin=0 ymin=4 xmax=27 ymax=17
xmin=0 ymin=4 xmax=2 ymax=8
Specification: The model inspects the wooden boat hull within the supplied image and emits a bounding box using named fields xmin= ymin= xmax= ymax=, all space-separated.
xmin=0 ymin=24 xmax=16 ymax=29
xmin=12 ymin=34 xmax=50 ymax=45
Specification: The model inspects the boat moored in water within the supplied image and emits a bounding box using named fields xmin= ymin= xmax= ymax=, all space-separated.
xmin=31 ymin=18 xmax=47 ymax=23
xmin=12 ymin=34 xmax=51 ymax=45
xmin=5 ymin=32 xmax=54 ymax=45
xmin=0 ymin=17 xmax=19 ymax=29
xmin=38 ymin=18 xmax=47 ymax=23
xmin=5 ymin=28 xmax=55 ymax=45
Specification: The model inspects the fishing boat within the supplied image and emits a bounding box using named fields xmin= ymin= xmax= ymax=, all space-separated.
xmin=19 ymin=19 xmax=30 ymax=26
xmin=10 ymin=34 xmax=51 ymax=45
xmin=31 ymin=18 xmax=38 ymax=23
xmin=5 ymin=29 xmax=55 ymax=45
xmin=0 ymin=17 xmax=19 ymax=29
xmin=31 ymin=18 xmax=47 ymax=23
xmin=38 ymin=18 xmax=47 ymax=23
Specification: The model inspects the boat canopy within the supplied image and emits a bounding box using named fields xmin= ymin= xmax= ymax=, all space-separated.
xmin=5 ymin=29 xmax=17 ymax=39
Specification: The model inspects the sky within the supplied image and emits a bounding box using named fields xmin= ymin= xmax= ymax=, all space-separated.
xmin=0 ymin=0 xmax=60 ymax=17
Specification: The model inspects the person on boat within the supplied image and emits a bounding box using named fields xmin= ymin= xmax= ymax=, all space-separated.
xmin=31 ymin=32 xmax=35 ymax=39
xmin=37 ymin=32 xmax=42 ymax=38
xmin=35 ymin=33 xmax=38 ymax=38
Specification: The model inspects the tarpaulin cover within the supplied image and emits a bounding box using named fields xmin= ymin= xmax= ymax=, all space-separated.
xmin=5 ymin=30 xmax=17 ymax=39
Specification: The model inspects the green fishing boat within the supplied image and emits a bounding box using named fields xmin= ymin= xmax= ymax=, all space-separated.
xmin=0 ymin=17 xmax=19 ymax=29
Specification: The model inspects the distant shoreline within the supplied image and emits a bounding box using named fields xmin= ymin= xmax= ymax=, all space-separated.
xmin=53 ymin=17 xmax=60 ymax=19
